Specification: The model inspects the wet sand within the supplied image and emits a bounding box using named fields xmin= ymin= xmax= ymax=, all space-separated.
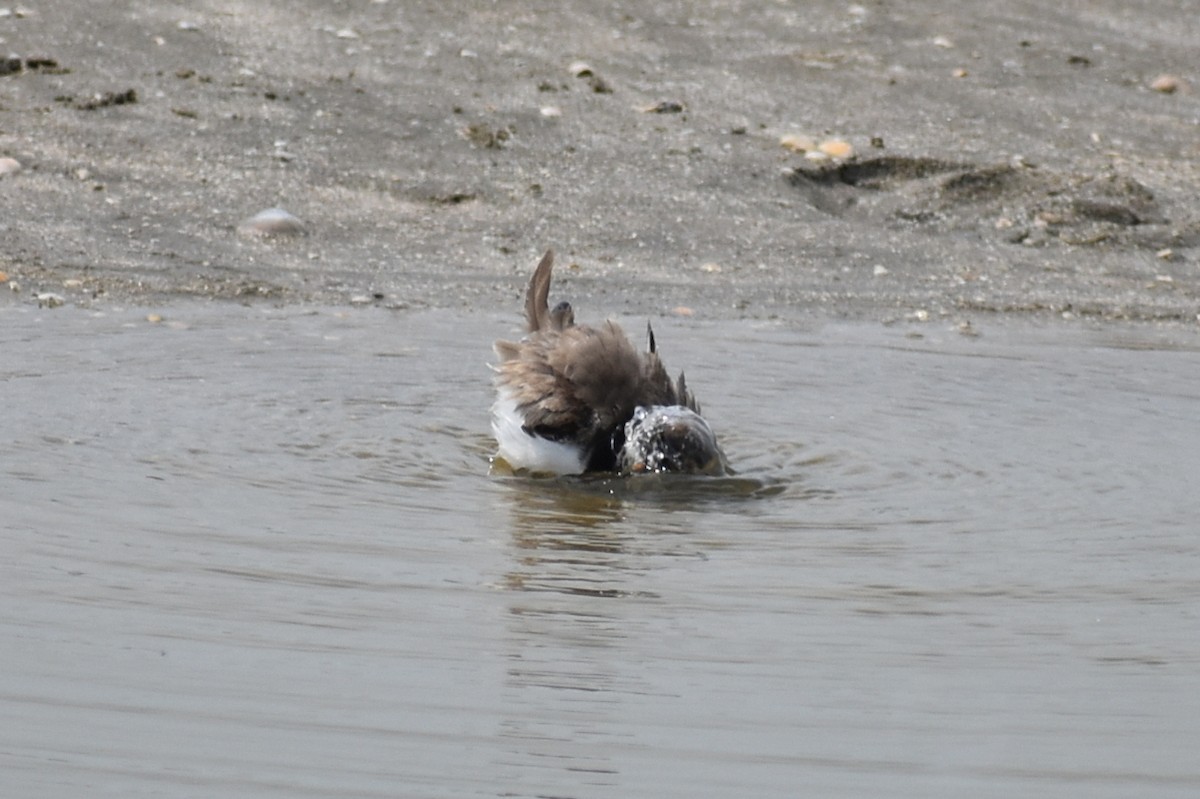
xmin=0 ymin=1 xmax=1197 ymax=322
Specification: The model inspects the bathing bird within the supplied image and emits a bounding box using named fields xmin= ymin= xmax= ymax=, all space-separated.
xmin=491 ymin=250 xmax=726 ymax=476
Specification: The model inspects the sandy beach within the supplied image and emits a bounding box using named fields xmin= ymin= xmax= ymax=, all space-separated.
xmin=1 ymin=0 xmax=1197 ymax=323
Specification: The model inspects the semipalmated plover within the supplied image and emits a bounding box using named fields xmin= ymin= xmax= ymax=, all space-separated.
xmin=492 ymin=251 xmax=726 ymax=476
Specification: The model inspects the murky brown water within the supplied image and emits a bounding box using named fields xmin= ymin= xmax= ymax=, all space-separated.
xmin=4 ymin=302 xmax=1199 ymax=798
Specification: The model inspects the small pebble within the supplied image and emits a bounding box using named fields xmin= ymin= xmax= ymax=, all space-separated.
xmin=461 ymin=123 xmax=510 ymax=149
xmin=26 ymin=57 xmax=58 ymax=71
xmin=62 ymin=278 xmax=83 ymax=288
xmin=700 ymin=262 xmax=721 ymax=273
xmin=912 ymin=309 xmax=930 ymax=322
xmin=587 ymin=74 xmax=613 ymax=93
xmin=779 ymin=134 xmax=815 ymax=153
xmin=803 ymin=150 xmax=831 ymax=163
xmin=1156 ymin=248 xmax=1174 ymax=260
xmin=146 ymin=313 xmax=163 ymax=323
xmin=177 ymin=20 xmax=199 ymax=31
xmin=952 ymin=67 xmax=969 ymax=78
xmin=640 ymin=100 xmax=684 ymax=114
xmin=336 ymin=28 xmax=361 ymax=40
xmin=1150 ymin=74 xmax=1184 ymax=94
xmin=671 ymin=306 xmax=695 ymax=317
xmin=932 ymin=35 xmax=955 ymax=48
xmin=0 ymin=156 xmax=21 ymax=177
xmin=0 ymin=270 xmax=7 ymax=282
xmin=873 ymin=264 xmax=889 ymax=276
xmin=36 ymin=292 xmax=65 ymax=308
xmin=818 ymin=139 xmax=854 ymax=159
xmin=238 ymin=207 xmax=306 ymax=237
xmin=568 ymin=61 xmax=593 ymax=77
xmin=539 ymin=105 xmax=562 ymax=118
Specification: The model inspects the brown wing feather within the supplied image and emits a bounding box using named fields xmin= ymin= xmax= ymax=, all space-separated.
xmin=493 ymin=249 xmax=700 ymax=449
xmin=524 ymin=250 xmax=555 ymax=333
xmin=548 ymin=323 xmax=660 ymax=430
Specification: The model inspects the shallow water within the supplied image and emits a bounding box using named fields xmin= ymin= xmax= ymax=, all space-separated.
xmin=3 ymin=302 xmax=1199 ymax=798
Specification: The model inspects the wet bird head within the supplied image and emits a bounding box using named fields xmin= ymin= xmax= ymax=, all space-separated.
xmin=618 ymin=405 xmax=725 ymax=476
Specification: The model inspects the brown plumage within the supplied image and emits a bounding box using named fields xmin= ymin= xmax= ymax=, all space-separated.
xmin=492 ymin=250 xmax=705 ymax=473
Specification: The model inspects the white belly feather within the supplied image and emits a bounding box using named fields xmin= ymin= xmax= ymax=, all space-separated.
xmin=490 ymin=389 xmax=586 ymax=475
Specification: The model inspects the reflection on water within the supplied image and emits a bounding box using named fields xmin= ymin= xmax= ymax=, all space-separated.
xmin=3 ymin=301 xmax=1200 ymax=798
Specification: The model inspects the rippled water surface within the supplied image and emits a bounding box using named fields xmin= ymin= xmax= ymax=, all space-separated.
xmin=4 ymin=302 xmax=1199 ymax=798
